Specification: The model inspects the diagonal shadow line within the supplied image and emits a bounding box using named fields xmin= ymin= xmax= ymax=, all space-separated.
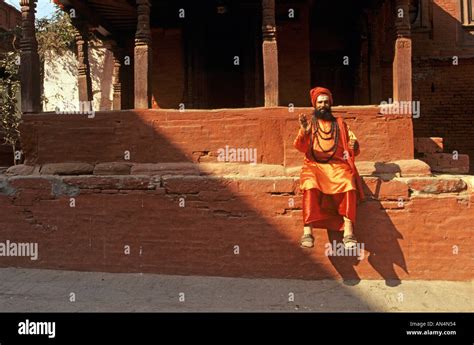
xmin=7 ymin=108 xmax=415 ymax=310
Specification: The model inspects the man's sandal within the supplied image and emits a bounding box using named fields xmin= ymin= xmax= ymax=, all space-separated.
xmin=343 ymin=234 xmax=358 ymax=249
xmin=300 ymin=234 xmax=314 ymax=248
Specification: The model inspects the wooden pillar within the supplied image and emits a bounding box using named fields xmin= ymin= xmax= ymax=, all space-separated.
xmin=134 ymin=0 xmax=152 ymax=109
xmin=72 ymin=18 xmax=93 ymax=103
xmin=261 ymin=0 xmax=279 ymax=107
xmin=111 ymin=43 xmax=123 ymax=110
xmin=393 ymin=0 xmax=412 ymax=102
xmin=19 ymin=0 xmax=41 ymax=113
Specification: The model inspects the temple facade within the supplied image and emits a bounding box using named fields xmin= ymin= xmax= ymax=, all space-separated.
xmin=17 ymin=0 xmax=417 ymax=110
xmin=15 ymin=0 xmax=474 ymax=173
xmin=0 ymin=0 xmax=21 ymax=53
xmin=1 ymin=0 xmax=472 ymax=281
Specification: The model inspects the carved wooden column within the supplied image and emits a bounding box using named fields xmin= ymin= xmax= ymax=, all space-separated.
xmin=19 ymin=0 xmax=41 ymax=113
xmin=393 ymin=0 xmax=412 ymax=102
xmin=134 ymin=0 xmax=152 ymax=109
xmin=111 ymin=43 xmax=123 ymax=110
xmin=72 ymin=18 xmax=93 ymax=103
xmin=261 ymin=0 xmax=279 ymax=107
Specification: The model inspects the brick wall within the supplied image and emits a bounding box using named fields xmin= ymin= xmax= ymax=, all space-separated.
xmin=412 ymin=0 xmax=474 ymax=173
xmin=18 ymin=107 xmax=414 ymax=167
xmin=0 ymin=0 xmax=20 ymax=33
xmin=0 ymin=171 xmax=472 ymax=280
xmin=412 ymin=58 xmax=474 ymax=173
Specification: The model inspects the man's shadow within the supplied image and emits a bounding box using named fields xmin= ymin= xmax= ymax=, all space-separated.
xmin=325 ymin=162 xmax=408 ymax=287
xmin=325 ymin=230 xmax=363 ymax=286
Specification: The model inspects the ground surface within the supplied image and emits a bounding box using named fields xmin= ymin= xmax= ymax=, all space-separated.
xmin=0 ymin=268 xmax=472 ymax=312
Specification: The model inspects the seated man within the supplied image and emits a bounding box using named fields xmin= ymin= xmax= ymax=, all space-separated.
xmin=293 ymin=87 xmax=365 ymax=249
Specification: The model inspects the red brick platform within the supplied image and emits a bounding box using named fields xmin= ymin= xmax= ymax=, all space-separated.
xmin=1 ymin=108 xmax=472 ymax=281
xmin=18 ymin=107 xmax=413 ymax=166
xmin=1 ymin=162 xmax=472 ymax=281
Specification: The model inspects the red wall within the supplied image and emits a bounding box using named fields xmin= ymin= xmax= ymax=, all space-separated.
xmin=0 ymin=172 xmax=472 ymax=280
xmin=18 ymin=107 xmax=414 ymax=167
xmin=412 ymin=59 xmax=474 ymax=173
xmin=412 ymin=0 xmax=474 ymax=173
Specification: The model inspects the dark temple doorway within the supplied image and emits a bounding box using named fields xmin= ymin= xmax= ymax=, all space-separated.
xmin=204 ymin=2 xmax=245 ymax=108
xmin=184 ymin=0 xmax=261 ymax=109
xmin=309 ymin=1 xmax=370 ymax=105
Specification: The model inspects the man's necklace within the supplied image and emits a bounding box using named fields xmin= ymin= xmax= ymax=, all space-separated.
xmin=316 ymin=119 xmax=333 ymax=136
xmin=309 ymin=118 xmax=339 ymax=163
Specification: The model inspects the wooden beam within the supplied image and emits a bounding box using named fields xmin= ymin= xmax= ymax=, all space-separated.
xmin=61 ymin=0 xmax=122 ymax=43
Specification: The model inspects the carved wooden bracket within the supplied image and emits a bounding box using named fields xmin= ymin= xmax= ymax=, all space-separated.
xmin=262 ymin=0 xmax=277 ymax=41
xmin=19 ymin=0 xmax=38 ymax=53
xmin=135 ymin=0 xmax=151 ymax=46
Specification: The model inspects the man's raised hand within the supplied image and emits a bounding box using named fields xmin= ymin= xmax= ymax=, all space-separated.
xmin=298 ymin=113 xmax=311 ymax=133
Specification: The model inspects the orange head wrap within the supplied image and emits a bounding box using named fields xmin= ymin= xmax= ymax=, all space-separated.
xmin=310 ymin=87 xmax=333 ymax=108
xmin=52 ymin=0 xmax=65 ymax=9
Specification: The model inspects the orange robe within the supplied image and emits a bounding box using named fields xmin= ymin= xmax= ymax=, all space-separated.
xmin=293 ymin=118 xmax=363 ymax=231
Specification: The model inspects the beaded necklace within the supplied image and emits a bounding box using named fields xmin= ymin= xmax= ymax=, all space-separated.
xmin=309 ymin=117 xmax=339 ymax=163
